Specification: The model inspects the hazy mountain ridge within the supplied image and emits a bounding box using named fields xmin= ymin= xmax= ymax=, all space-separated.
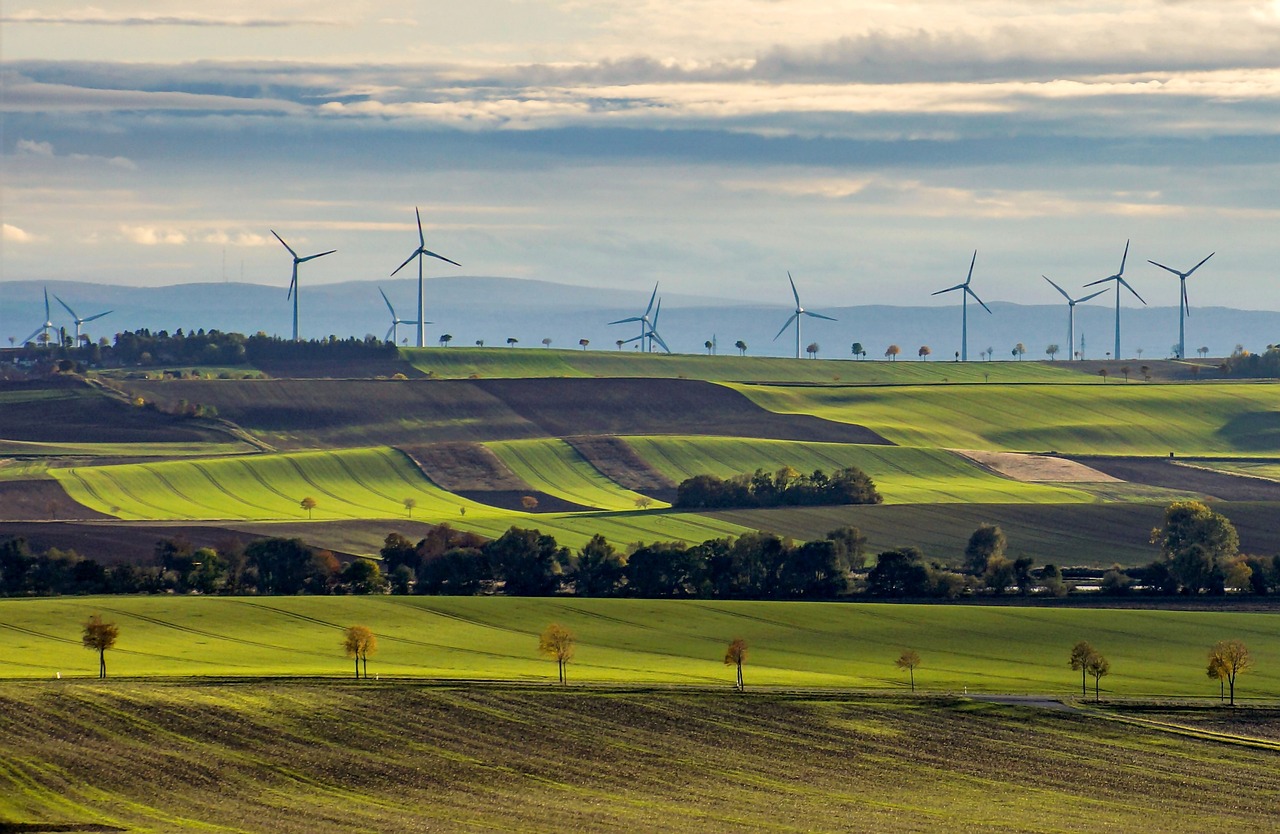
xmin=2 ymin=277 xmax=1275 ymax=360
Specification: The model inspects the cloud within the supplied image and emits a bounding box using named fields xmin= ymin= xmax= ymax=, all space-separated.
xmin=3 ymin=223 xmax=40 ymax=242
xmin=120 ymin=225 xmax=187 ymax=245
xmin=15 ymin=138 xmax=54 ymax=156
xmin=0 ymin=10 xmax=341 ymax=27
xmin=201 ymin=231 xmax=271 ymax=246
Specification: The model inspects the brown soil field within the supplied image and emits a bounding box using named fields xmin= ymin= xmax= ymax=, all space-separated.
xmin=0 ymin=481 xmax=112 ymax=522
xmin=0 ymin=378 xmax=231 ymax=445
xmin=0 ymin=521 xmax=262 ymax=565
xmin=115 ymin=377 xmax=890 ymax=448
xmin=1073 ymin=456 xmax=1280 ymax=501
xmin=566 ymin=435 xmax=677 ymax=492
xmin=400 ymin=441 xmax=528 ymax=491
xmin=957 ymin=449 xmax=1120 ymax=482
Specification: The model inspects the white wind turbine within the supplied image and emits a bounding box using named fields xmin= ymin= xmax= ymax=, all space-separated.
xmin=21 ymin=288 xmax=56 ymax=347
xmin=931 ymin=251 xmax=990 ymax=362
xmin=608 ymin=283 xmax=660 ymax=353
xmin=54 ymin=294 xmax=112 ymax=344
xmin=379 ymin=287 xmax=424 ymax=345
xmin=1147 ymin=252 xmax=1214 ymax=360
xmin=272 ymin=230 xmax=335 ymax=342
xmin=1084 ymin=240 xmax=1145 ymax=359
xmin=773 ymin=272 xmax=836 ymax=359
xmin=391 ymin=207 xmax=461 ymax=348
xmin=1042 ymin=277 xmax=1105 ymax=360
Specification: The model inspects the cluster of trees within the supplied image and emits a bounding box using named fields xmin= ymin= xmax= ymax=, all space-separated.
xmin=1222 ymin=344 xmax=1280 ymax=378
xmin=675 ymin=466 xmax=882 ymax=509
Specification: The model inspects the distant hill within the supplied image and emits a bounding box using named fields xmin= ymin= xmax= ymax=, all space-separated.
xmin=3 ymin=276 xmax=1277 ymax=359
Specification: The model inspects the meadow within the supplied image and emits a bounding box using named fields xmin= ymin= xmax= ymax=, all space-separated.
xmin=734 ymin=380 xmax=1280 ymax=454
xmin=3 ymin=596 xmax=1277 ymax=698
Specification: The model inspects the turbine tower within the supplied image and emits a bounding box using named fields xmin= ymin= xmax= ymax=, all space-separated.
xmin=379 ymin=287 xmax=424 ymax=345
xmin=1084 ymin=240 xmax=1145 ymax=359
xmin=608 ymin=283 xmax=660 ymax=353
xmin=1042 ymin=277 xmax=1105 ymax=361
xmin=1147 ymin=252 xmax=1214 ymax=360
xmin=54 ymin=295 xmax=112 ymax=343
xmin=272 ymin=230 xmax=335 ymax=341
xmin=931 ymin=251 xmax=990 ymax=362
xmin=773 ymin=272 xmax=836 ymax=359
xmin=391 ymin=207 xmax=460 ymax=348
xmin=21 ymin=288 xmax=56 ymax=347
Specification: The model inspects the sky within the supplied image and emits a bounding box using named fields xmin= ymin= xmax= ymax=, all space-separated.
xmin=4 ymin=1 xmax=1280 ymax=311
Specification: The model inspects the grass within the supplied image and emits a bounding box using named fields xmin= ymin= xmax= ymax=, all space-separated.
xmin=3 ymin=683 xmax=1278 ymax=833
xmin=733 ymin=380 xmax=1280 ymax=455
xmin=0 ymin=439 xmax=253 ymax=457
xmin=624 ymin=435 xmax=1095 ymax=504
xmin=486 ymin=437 xmax=668 ymax=510
xmin=2 ymin=596 xmax=1277 ymax=697
xmin=403 ymin=346 xmax=1085 ymax=383
xmin=1194 ymin=461 xmax=1280 ymax=481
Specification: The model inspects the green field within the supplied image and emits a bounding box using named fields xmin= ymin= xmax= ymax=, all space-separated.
xmin=3 ymin=596 xmax=1276 ymax=698
xmin=1196 ymin=461 xmax=1280 ymax=481
xmin=403 ymin=346 xmax=1085 ymax=383
xmin=734 ymin=381 xmax=1280 ymax=454
xmin=625 ymin=435 xmax=1094 ymax=504
xmin=5 ymin=683 xmax=1278 ymax=834
xmin=486 ymin=437 xmax=668 ymax=510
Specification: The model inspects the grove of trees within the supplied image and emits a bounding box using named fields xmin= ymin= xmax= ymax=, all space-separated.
xmin=675 ymin=466 xmax=881 ymax=510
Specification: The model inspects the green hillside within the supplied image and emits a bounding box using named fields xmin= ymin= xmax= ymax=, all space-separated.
xmin=735 ymin=381 xmax=1280 ymax=454
xmin=486 ymin=437 xmax=667 ymax=510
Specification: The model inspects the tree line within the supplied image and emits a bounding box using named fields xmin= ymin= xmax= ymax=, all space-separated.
xmin=674 ymin=466 xmax=882 ymax=509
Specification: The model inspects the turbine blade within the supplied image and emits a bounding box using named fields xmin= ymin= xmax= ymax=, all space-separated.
xmin=1118 ymin=239 xmax=1129 ymax=275
xmin=43 ymin=288 xmax=50 ymax=319
xmin=1146 ymin=259 xmax=1180 ymax=276
xmin=420 ymin=247 xmax=461 ymax=267
xmin=386 ymin=324 xmax=396 ymax=342
xmin=1185 ymin=252 xmax=1215 ymax=277
xmin=965 ymin=250 xmax=977 ymax=285
xmin=1042 ymin=276 xmax=1071 ymax=301
xmin=967 ymin=287 xmax=993 ymax=314
xmin=391 ymin=250 xmax=417 ymax=276
xmin=607 ymin=316 xmax=643 ymax=325
xmin=645 ymin=283 xmax=659 ymax=316
xmin=21 ymin=326 xmax=44 ymax=345
xmin=287 ymin=265 xmax=297 ymax=300
xmin=803 ymin=311 xmax=837 ymax=322
xmin=1076 ymin=289 xmax=1108 ymax=304
xmin=297 ymin=249 xmax=336 ymax=263
xmin=271 ymin=230 xmax=298 ymax=259
xmin=1083 ymin=276 xmax=1113 ymax=288
xmin=650 ymin=330 xmax=671 ymax=354
xmin=1182 ymin=282 xmax=1190 ymax=316
xmin=53 ymin=294 xmax=78 ymax=320
xmin=1118 ymin=276 xmax=1146 ymax=305
xmin=773 ymin=313 xmax=799 ymax=341
xmin=788 ymin=272 xmax=800 ymax=308
xmin=415 ymin=206 xmax=425 ymax=248
xmin=379 ymin=288 xmax=398 ymax=319
xmin=931 ymin=284 xmax=964 ymax=296
xmin=82 ymin=310 xmax=111 ymax=323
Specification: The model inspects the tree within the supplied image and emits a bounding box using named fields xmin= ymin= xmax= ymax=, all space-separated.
xmin=918 ymin=345 xmax=931 ymax=361
xmin=616 ymin=339 xmax=624 ymax=350
xmin=724 ymin=637 xmax=747 ymax=690
xmin=343 ymin=558 xmax=384 ymax=594
xmin=895 ymin=649 xmax=921 ymax=692
xmin=705 ymin=340 xmax=714 ymax=355
xmin=964 ymin=524 xmax=1006 ymax=575
xmin=539 ymin=623 xmax=575 ymax=684
xmin=850 ymin=342 xmax=864 ymax=359
xmin=507 ymin=337 xmax=518 ymax=347
xmin=806 ymin=342 xmax=819 ymax=358
xmin=438 ymin=333 xmax=453 ymax=347
xmin=300 ymin=496 xmax=317 ymax=519
xmin=403 ymin=497 xmax=417 ymax=518
xmin=634 ymin=496 xmax=653 ymax=510
xmin=1086 ymin=652 xmax=1110 ymax=702
xmin=579 ymin=338 xmax=590 ymax=350
xmin=735 ymin=340 xmax=747 ymax=356
xmin=1069 ymin=641 xmax=1096 ymax=696
xmin=571 ymin=534 xmax=626 ymax=596
xmin=1046 ymin=344 xmax=1059 ymax=360
xmin=1198 ymin=346 xmax=1209 ymax=359
xmin=1150 ymin=500 xmax=1240 ymax=594
xmin=343 ymin=625 xmax=377 ymax=679
xmin=541 ymin=337 xmax=552 ymax=348
xmin=1207 ymin=640 xmax=1252 ymax=706
xmin=1120 ymin=365 xmax=1131 ymax=382
xmin=1013 ymin=343 xmax=1026 ymax=360
xmin=521 ymin=495 xmax=539 ymax=511
xmin=1098 ymin=368 xmax=1109 ymax=383
xmin=885 ymin=344 xmax=900 ymax=361
xmin=82 ymin=614 xmax=119 ymax=678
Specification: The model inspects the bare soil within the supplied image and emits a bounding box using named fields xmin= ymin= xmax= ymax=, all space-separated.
xmin=566 ymin=435 xmax=677 ymax=492
xmin=0 ymin=521 xmax=261 ymax=565
xmin=400 ymin=442 xmax=528 ymax=491
xmin=0 ymin=481 xmax=112 ymax=522
xmin=1072 ymin=456 xmax=1280 ymax=501
xmin=956 ymin=450 xmax=1120 ymax=482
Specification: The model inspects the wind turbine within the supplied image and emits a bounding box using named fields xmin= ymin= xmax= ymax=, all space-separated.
xmin=272 ymin=230 xmax=335 ymax=342
xmin=1147 ymin=252 xmax=1213 ymax=360
xmin=391 ymin=207 xmax=460 ymax=348
xmin=53 ymin=294 xmax=111 ymax=344
xmin=379 ymin=287 xmax=424 ymax=345
xmin=931 ymin=251 xmax=990 ymax=362
xmin=608 ymin=283 xmax=659 ymax=353
xmin=1084 ymin=240 xmax=1145 ymax=359
xmin=1042 ymin=277 xmax=1105 ymax=361
xmin=773 ymin=272 xmax=836 ymax=359
xmin=21 ymin=290 xmax=56 ymax=347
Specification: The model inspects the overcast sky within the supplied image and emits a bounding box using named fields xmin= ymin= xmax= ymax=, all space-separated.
xmin=4 ymin=1 xmax=1280 ymax=309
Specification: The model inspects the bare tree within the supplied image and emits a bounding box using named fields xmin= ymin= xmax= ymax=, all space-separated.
xmin=539 ymin=623 xmax=575 ymax=684
xmin=896 ymin=649 xmax=921 ymax=692
xmin=1207 ymin=640 xmax=1253 ymax=706
xmin=724 ymin=637 xmax=747 ymax=690
xmin=300 ymin=496 xmax=317 ymax=519
xmin=343 ymin=625 xmax=378 ymax=679
xmin=1086 ymin=652 xmax=1110 ymax=702
xmin=82 ymin=614 xmax=119 ymax=679
xmin=403 ymin=497 xmax=417 ymax=518
xmin=1069 ymin=641 xmax=1096 ymax=696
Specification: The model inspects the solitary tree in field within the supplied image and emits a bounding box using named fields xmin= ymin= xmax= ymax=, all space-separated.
xmin=1198 ymin=346 xmax=1209 ymax=359
xmin=1207 ymin=640 xmax=1252 ymax=706
xmin=736 ymin=340 xmax=747 ymax=356
xmin=507 ymin=337 xmax=518 ymax=347
xmin=476 ymin=339 xmax=485 ymax=347
xmin=1046 ymin=344 xmax=1059 ymax=360
xmin=1098 ymin=368 xmax=1109 ymax=383
xmin=343 ymin=625 xmax=378 ymax=678
xmin=521 ymin=495 xmax=539 ymax=511
xmin=579 ymin=338 xmax=590 ymax=350
xmin=896 ymin=649 xmax=921 ymax=692
xmin=300 ymin=496 xmax=317 ymax=519
xmin=917 ymin=345 xmax=931 ymax=361
xmin=539 ymin=623 xmax=575 ymax=684
xmin=850 ymin=342 xmax=864 ymax=359
xmin=634 ymin=496 xmax=653 ymax=510
xmin=1069 ymin=641 xmax=1096 ymax=696
xmin=806 ymin=342 xmax=820 ymax=359
xmin=616 ymin=339 xmax=624 ymax=350
xmin=885 ymin=344 xmax=900 ymax=361
xmin=724 ymin=637 xmax=748 ymax=691
xmin=1012 ymin=343 xmax=1026 ymax=361
xmin=403 ymin=497 xmax=417 ymax=518
xmin=439 ymin=333 xmax=453 ymax=347
xmin=1086 ymin=652 xmax=1110 ymax=702
xmin=541 ymin=337 xmax=552 ymax=348
xmin=1207 ymin=654 xmax=1227 ymax=702
xmin=1120 ymin=365 xmax=1131 ymax=382
xmin=82 ymin=614 xmax=119 ymax=679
